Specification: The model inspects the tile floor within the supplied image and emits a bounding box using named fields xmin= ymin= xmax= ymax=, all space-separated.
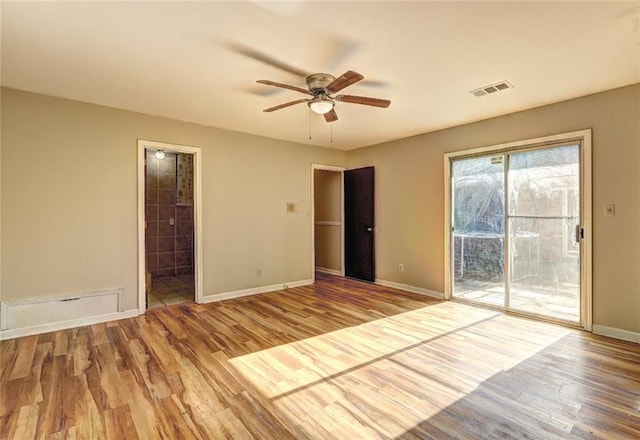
xmin=147 ymin=273 xmax=195 ymax=309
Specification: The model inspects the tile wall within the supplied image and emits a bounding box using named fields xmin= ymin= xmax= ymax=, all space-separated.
xmin=145 ymin=151 xmax=194 ymax=277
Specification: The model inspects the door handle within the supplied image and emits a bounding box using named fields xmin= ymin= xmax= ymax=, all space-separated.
xmin=367 ymin=227 xmax=374 ymax=232
xmin=575 ymin=224 xmax=582 ymax=243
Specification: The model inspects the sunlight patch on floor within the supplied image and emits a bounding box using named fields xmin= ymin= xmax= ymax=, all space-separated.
xmin=229 ymin=301 xmax=572 ymax=438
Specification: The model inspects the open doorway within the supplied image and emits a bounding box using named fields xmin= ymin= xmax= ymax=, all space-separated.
xmin=312 ymin=165 xmax=345 ymax=280
xmin=137 ymin=140 xmax=203 ymax=313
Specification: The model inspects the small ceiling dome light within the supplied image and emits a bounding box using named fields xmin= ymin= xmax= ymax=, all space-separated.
xmin=155 ymin=150 xmax=165 ymax=160
xmin=308 ymin=96 xmax=334 ymax=115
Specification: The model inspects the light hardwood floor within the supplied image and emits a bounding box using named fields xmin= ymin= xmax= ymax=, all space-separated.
xmin=1 ymin=272 xmax=639 ymax=439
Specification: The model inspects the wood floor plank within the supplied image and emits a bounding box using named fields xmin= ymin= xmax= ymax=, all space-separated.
xmin=0 ymin=339 xmax=16 ymax=354
xmin=47 ymin=426 xmax=77 ymax=440
xmin=118 ymin=370 xmax=160 ymax=439
xmin=74 ymin=374 xmax=107 ymax=440
xmin=71 ymin=328 xmax=92 ymax=377
xmin=103 ymin=404 xmax=139 ymax=440
xmin=12 ymin=403 xmax=39 ymax=440
xmin=126 ymin=338 xmax=173 ymax=401
xmin=0 ymin=350 xmax=17 ymax=383
xmin=137 ymin=322 xmax=180 ymax=376
xmin=1 ymin=272 xmax=639 ymax=439
xmin=7 ymin=335 xmax=38 ymax=381
xmin=154 ymin=308 xmax=189 ymax=340
xmin=91 ymin=343 xmax=130 ymax=410
xmin=36 ymin=353 xmax=68 ymax=438
xmin=89 ymin=323 xmax=109 ymax=347
xmin=157 ymin=395 xmax=203 ymax=440
xmin=53 ymin=331 xmax=70 ymax=357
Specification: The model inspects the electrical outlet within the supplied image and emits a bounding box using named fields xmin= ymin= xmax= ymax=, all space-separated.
xmin=257 ymin=268 xmax=262 ymax=277
xmin=398 ymin=264 xmax=404 ymax=272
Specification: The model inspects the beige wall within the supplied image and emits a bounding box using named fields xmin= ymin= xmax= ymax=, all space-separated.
xmin=347 ymin=84 xmax=640 ymax=333
xmin=0 ymin=92 xmax=3 ymax=303
xmin=1 ymin=88 xmax=346 ymax=310
xmin=314 ymin=169 xmax=341 ymax=271
xmin=3 ymin=84 xmax=639 ymax=335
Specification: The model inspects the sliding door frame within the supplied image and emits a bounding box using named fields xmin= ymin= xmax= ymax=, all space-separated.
xmin=443 ymin=129 xmax=592 ymax=330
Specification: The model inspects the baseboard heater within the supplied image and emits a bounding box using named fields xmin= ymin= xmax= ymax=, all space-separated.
xmin=0 ymin=288 xmax=123 ymax=332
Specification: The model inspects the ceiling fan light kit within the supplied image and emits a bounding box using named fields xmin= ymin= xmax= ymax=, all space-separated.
xmin=257 ymin=70 xmax=390 ymax=123
xmin=308 ymin=97 xmax=334 ymax=115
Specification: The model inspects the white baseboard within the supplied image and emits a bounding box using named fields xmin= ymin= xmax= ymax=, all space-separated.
xmin=0 ymin=309 xmax=139 ymax=341
xmin=315 ymin=267 xmax=342 ymax=276
xmin=375 ymin=279 xmax=444 ymax=299
xmin=592 ymin=324 xmax=640 ymax=344
xmin=201 ymin=279 xmax=313 ymax=303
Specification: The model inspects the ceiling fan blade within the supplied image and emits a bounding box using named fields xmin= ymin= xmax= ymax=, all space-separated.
xmin=324 ymin=37 xmax=360 ymax=71
xmin=324 ymin=109 xmax=338 ymax=123
xmin=257 ymin=80 xmax=312 ymax=95
xmin=229 ymin=43 xmax=309 ymax=77
xmin=325 ymin=71 xmax=364 ymax=94
xmin=263 ymin=99 xmax=310 ymax=112
xmin=337 ymin=94 xmax=391 ymax=108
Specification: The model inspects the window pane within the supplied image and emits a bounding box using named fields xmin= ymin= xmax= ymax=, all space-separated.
xmin=452 ymin=155 xmax=505 ymax=306
xmin=508 ymin=145 xmax=580 ymax=323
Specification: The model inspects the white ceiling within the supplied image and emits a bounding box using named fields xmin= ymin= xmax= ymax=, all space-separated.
xmin=2 ymin=1 xmax=639 ymax=150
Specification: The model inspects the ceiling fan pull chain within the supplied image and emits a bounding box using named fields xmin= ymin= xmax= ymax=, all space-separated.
xmin=330 ymin=124 xmax=333 ymax=144
xmin=309 ymin=110 xmax=312 ymax=140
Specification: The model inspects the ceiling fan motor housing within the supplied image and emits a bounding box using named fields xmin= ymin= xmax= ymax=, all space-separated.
xmin=306 ymin=73 xmax=336 ymax=94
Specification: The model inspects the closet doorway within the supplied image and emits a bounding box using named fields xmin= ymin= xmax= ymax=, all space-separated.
xmin=137 ymin=140 xmax=203 ymax=313
xmin=312 ymin=164 xmax=345 ymax=279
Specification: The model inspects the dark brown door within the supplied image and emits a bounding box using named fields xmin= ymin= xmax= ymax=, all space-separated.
xmin=344 ymin=166 xmax=375 ymax=282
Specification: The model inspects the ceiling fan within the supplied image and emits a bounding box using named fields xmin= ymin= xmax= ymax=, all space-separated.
xmin=257 ymin=71 xmax=390 ymax=123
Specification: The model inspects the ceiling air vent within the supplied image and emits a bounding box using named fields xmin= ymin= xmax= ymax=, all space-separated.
xmin=470 ymin=80 xmax=513 ymax=97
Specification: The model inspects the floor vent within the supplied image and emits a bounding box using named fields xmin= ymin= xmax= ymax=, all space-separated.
xmin=0 ymin=288 xmax=122 ymax=331
xmin=470 ymin=80 xmax=513 ymax=97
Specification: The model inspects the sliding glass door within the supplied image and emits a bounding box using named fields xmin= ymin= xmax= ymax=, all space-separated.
xmin=450 ymin=141 xmax=583 ymax=325
xmin=507 ymin=146 xmax=580 ymax=321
